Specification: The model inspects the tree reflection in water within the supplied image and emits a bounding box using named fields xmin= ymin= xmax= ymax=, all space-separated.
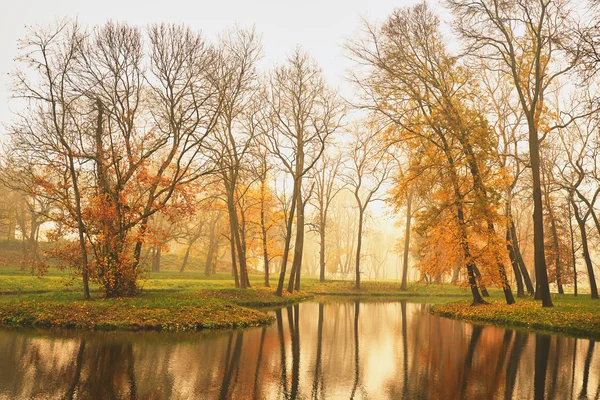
xmin=0 ymin=300 xmax=598 ymax=399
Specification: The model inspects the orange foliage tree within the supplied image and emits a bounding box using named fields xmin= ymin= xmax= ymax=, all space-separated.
xmin=349 ymin=3 xmax=515 ymax=304
xmin=5 ymin=21 xmax=221 ymax=298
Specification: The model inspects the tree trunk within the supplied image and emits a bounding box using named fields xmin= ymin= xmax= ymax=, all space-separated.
xmin=319 ymin=224 xmax=326 ymax=282
xmin=229 ymin=235 xmax=240 ymax=288
xmin=568 ymin=202 xmax=578 ymax=296
xmin=528 ymin=119 xmax=553 ymax=307
xmin=549 ymin=213 xmax=564 ymax=295
xmin=355 ymin=209 xmax=364 ymax=290
xmin=288 ymin=189 xmax=305 ymax=293
xmin=204 ymin=241 xmax=214 ymax=277
xmin=275 ymin=178 xmax=299 ymax=296
xmin=151 ymin=246 xmax=161 ymax=273
xmin=571 ymin=199 xmax=599 ymax=299
xmin=507 ymin=228 xmax=525 ymax=297
xmin=260 ymin=188 xmax=270 ymax=287
xmin=400 ymin=192 xmax=412 ymax=291
xmin=510 ymin=220 xmax=535 ymax=295
xmin=544 ymin=181 xmax=564 ymax=295
xmin=440 ymin=138 xmax=484 ymax=305
xmin=180 ymin=244 xmax=192 ymax=273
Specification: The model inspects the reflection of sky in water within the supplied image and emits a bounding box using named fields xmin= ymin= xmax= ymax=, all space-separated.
xmin=0 ymin=300 xmax=597 ymax=399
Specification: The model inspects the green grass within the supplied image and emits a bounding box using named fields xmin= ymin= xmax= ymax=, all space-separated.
xmin=0 ymin=264 xmax=473 ymax=331
xmin=431 ymin=294 xmax=600 ymax=339
xmin=3 ymin=263 xmax=597 ymax=338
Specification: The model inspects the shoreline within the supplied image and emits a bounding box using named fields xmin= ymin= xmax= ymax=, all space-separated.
xmin=1 ymin=272 xmax=598 ymax=340
xmin=431 ymin=298 xmax=600 ymax=340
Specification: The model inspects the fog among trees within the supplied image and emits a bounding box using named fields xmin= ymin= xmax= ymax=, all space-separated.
xmin=2 ymin=0 xmax=600 ymax=308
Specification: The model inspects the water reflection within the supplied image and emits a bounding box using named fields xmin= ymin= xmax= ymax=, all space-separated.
xmin=0 ymin=300 xmax=598 ymax=399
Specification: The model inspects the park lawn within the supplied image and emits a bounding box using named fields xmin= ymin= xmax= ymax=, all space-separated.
xmin=431 ymin=295 xmax=600 ymax=339
xmin=0 ymin=266 xmax=475 ymax=331
xmin=8 ymin=265 xmax=598 ymax=339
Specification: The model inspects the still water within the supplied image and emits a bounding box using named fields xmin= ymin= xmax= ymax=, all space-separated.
xmin=0 ymin=300 xmax=598 ymax=399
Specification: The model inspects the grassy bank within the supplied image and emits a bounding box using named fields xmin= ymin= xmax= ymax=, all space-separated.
xmin=0 ymin=267 xmax=472 ymax=331
xmin=0 ymin=287 xmax=311 ymax=331
xmin=431 ymin=296 xmax=600 ymax=339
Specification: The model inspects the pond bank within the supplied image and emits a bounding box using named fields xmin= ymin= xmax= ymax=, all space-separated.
xmin=3 ymin=270 xmax=597 ymax=339
xmin=0 ymin=288 xmax=313 ymax=331
xmin=431 ymin=296 xmax=600 ymax=340
xmin=0 ymin=275 xmax=471 ymax=331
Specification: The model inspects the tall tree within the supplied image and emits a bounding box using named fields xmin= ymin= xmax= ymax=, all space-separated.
xmin=209 ymin=27 xmax=262 ymax=288
xmin=310 ymin=153 xmax=344 ymax=282
xmin=446 ymin=0 xmax=582 ymax=306
xmin=343 ymin=128 xmax=391 ymax=290
xmin=348 ymin=3 xmax=511 ymax=303
xmin=5 ymin=21 xmax=221 ymax=297
xmin=262 ymin=48 xmax=344 ymax=296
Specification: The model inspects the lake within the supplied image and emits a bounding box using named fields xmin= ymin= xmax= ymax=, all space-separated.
xmin=0 ymin=300 xmax=598 ymax=399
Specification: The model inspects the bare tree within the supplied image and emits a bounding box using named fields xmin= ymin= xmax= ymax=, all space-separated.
xmin=310 ymin=153 xmax=344 ymax=282
xmin=262 ymin=48 xmax=344 ymax=295
xmin=343 ymin=128 xmax=391 ymax=290
xmin=208 ymin=27 xmax=262 ymax=288
xmin=6 ymin=21 xmax=92 ymax=298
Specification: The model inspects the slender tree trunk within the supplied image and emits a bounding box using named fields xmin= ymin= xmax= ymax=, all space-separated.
xmin=259 ymin=187 xmax=270 ymax=287
xmin=319 ymin=224 xmax=326 ymax=282
xmin=441 ymin=140 xmax=484 ymax=304
xmin=70 ymin=156 xmax=90 ymax=299
xmin=276 ymin=178 xmax=299 ymax=296
xmin=544 ymin=182 xmax=564 ymax=294
xmin=288 ymin=190 xmax=305 ymax=293
xmin=460 ymin=137 xmax=514 ymax=304
xmin=238 ymin=209 xmax=251 ymax=288
xmin=549 ymin=213 xmax=564 ymax=294
xmin=456 ymin=198 xmax=485 ymax=303
xmin=151 ymin=246 xmax=161 ymax=273
xmin=507 ymin=228 xmax=525 ymax=297
xmin=571 ymin=199 xmax=599 ymax=299
xmin=401 ymin=192 xmax=412 ymax=291
xmin=568 ymin=202 xmax=578 ymax=296
xmin=510 ymin=220 xmax=535 ymax=295
xmin=180 ymin=243 xmax=192 ymax=273
xmin=229 ymin=234 xmax=240 ymax=288
xmin=204 ymin=240 xmax=214 ymax=277
xmin=355 ymin=209 xmax=364 ymax=290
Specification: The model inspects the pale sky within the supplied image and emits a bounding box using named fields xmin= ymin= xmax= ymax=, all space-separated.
xmin=0 ymin=0 xmax=445 ymax=135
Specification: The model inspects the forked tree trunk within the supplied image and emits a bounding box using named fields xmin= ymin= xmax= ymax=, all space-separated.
xmin=275 ymin=178 xmax=299 ymax=297
xmin=510 ymin=220 xmax=535 ymax=295
xmin=288 ymin=190 xmax=305 ymax=293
